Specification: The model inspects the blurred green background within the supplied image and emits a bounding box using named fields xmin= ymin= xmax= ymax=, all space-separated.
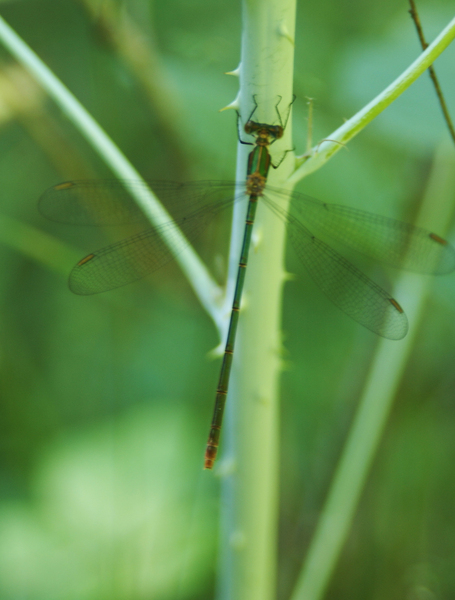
xmin=0 ymin=0 xmax=454 ymax=599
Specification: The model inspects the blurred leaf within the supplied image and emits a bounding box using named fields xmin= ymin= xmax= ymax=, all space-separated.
xmin=0 ymin=403 xmax=217 ymax=600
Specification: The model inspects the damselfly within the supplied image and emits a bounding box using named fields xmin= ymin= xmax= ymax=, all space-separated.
xmin=39 ymin=105 xmax=455 ymax=468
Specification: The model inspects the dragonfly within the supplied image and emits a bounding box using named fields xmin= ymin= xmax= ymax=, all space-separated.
xmin=39 ymin=104 xmax=455 ymax=469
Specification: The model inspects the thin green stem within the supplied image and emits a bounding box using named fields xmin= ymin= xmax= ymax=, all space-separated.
xmin=0 ymin=13 xmax=222 ymax=326
xmin=288 ymin=15 xmax=455 ymax=185
xmin=408 ymin=0 xmax=455 ymax=145
xmin=291 ymin=142 xmax=455 ymax=600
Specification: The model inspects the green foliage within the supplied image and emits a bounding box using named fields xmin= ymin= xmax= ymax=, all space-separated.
xmin=0 ymin=0 xmax=454 ymax=599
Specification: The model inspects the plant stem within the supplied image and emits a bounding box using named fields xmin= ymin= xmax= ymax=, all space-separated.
xmin=291 ymin=142 xmax=455 ymax=600
xmin=288 ymin=15 xmax=455 ymax=185
xmin=216 ymin=1 xmax=296 ymax=599
xmin=0 ymin=13 xmax=222 ymax=325
xmin=408 ymin=0 xmax=455 ymax=144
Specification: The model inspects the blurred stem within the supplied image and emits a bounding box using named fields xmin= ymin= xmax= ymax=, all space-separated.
xmin=216 ymin=1 xmax=295 ymax=600
xmin=77 ymin=0 xmax=191 ymax=178
xmin=0 ymin=213 xmax=133 ymax=311
xmin=288 ymin=15 xmax=455 ymax=185
xmin=0 ymin=13 xmax=222 ymax=326
xmin=291 ymin=143 xmax=455 ymax=600
xmin=0 ymin=64 xmax=101 ymax=178
xmin=408 ymin=0 xmax=455 ymax=145
xmin=0 ymin=213 xmax=80 ymax=276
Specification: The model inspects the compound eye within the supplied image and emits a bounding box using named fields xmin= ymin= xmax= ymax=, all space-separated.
xmin=244 ymin=121 xmax=253 ymax=134
xmin=273 ymin=126 xmax=284 ymax=139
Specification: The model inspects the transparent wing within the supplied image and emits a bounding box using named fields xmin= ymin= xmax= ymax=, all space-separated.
xmin=287 ymin=219 xmax=409 ymax=340
xmin=263 ymin=196 xmax=408 ymax=340
xmin=69 ymin=213 xmax=216 ymax=295
xmin=39 ymin=180 xmax=242 ymax=225
xmin=40 ymin=180 xmax=244 ymax=295
xmin=266 ymin=186 xmax=455 ymax=275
